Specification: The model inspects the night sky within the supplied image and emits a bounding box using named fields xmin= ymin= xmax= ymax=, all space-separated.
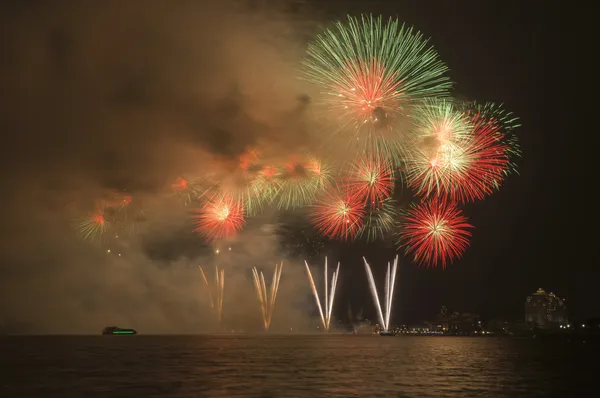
xmin=0 ymin=0 xmax=579 ymax=333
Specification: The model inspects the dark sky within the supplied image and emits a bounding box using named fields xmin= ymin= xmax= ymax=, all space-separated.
xmin=0 ymin=0 xmax=579 ymax=333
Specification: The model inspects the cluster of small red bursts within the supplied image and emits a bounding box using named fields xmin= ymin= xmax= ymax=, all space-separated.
xmin=178 ymin=107 xmax=514 ymax=269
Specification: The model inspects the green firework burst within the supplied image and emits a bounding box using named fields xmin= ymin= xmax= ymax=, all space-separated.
xmin=356 ymin=199 xmax=398 ymax=242
xmin=302 ymin=14 xmax=452 ymax=164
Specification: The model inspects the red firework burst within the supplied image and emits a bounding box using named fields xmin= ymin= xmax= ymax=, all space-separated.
xmin=406 ymin=113 xmax=510 ymax=203
xmin=333 ymin=58 xmax=404 ymax=124
xmin=193 ymin=195 xmax=246 ymax=241
xmin=344 ymin=155 xmax=395 ymax=206
xmin=310 ymin=190 xmax=365 ymax=240
xmin=398 ymin=198 xmax=473 ymax=268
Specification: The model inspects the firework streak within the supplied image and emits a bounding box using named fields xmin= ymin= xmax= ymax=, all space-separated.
xmin=252 ymin=263 xmax=283 ymax=331
xmin=199 ymin=266 xmax=225 ymax=323
xmin=304 ymin=257 xmax=340 ymax=331
xmin=363 ymin=256 xmax=398 ymax=332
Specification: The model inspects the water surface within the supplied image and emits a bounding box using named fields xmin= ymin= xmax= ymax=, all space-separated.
xmin=1 ymin=335 xmax=596 ymax=397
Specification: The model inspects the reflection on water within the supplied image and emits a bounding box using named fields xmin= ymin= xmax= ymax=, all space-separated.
xmin=1 ymin=335 xmax=596 ymax=397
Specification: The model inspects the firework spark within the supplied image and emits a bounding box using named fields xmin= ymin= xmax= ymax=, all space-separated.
xmin=398 ymin=198 xmax=473 ymax=268
xmin=193 ymin=194 xmax=246 ymax=241
xmin=310 ymin=190 xmax=365 ymax=240
xmin=304 ymin=257 xmax=340 ymax=331
xmin=199 ymin=266 xmax=225 ymax=323
xmin=363 ymin=255 xmax=399 ymax=332
xmin=252 ymin=263 xmax=283 ymax=331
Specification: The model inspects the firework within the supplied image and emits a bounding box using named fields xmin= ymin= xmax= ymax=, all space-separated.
xmin=73 ymin=202 xmax=111 ymax=243
xmin=304 ymin=257 xmax=340 ymax=331
xmin=406 ymin=100 xmax=511 ymax=202
xmin=193 ymin=194 xmax=246 ymax=241
xmin=106 ymin=194 xmax=148 ymax=238
xmin=363 ymin=255 xmax=398 ymax=332
xmin=172 ymin=176 xmax=209 ymax=206
xmin=343 ymin=155 xmax=395 ymax=206
xmin=356 ymin=198 xmax=397 ymax=242
xmin=463 ymin=101 xmax=521 ymax=175
xmin=405 ymin=99 xmax=471 ymax=198
xmin=276 ymin=155 xmax=332 ymax=210
xmin=213 ymin=149 xmax=279 ymax=216
xmin=397 ymin=198 xmax=473 ymax=268
xmin=410 ymin=98 xmax=472 ymax=147
xmin=252 ymin=263 xmax=283 ymax=331
xmin=199 ymin=265 xmax=225 ymax=323
xmin=251 ymin=164 xmax=281 ymax=207
xmin=310 ymin=190 xmax=365 ymax=240
xmin=302 ymin=14 xmax=451 ymax=163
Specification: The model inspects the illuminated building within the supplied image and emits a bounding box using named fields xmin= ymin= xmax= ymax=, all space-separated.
xmin=431 ymin=306 xmax=482 ymax=334
xmin=525 ymin=288 xmax=568 ymax=329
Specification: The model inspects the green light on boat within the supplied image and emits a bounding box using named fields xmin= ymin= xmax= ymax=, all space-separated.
xmin=113 ymin=330 xmax=135 ymax=334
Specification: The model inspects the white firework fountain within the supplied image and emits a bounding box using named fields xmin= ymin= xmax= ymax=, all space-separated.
xmin=363 ymin=255 xmax=399 ymax=333
xmin=304 ymin=257 xmax=340 ymax=332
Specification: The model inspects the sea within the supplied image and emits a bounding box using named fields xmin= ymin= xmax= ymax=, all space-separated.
xmin=0 ymin=335 xmax=596 ymax=397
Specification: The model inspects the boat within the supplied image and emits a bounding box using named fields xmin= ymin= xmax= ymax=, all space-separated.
xmin=102 ymin=326 xmax=137 ymax=335
xmin=379 ymin=330 xmax=396 ymax=336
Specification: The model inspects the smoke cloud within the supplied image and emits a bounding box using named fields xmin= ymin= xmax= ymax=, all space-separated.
xmin=0 ymin=0 xmax=327 ymax=334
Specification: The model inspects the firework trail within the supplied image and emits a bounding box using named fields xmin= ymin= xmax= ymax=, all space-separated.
xmin=304 ymin=257 xmax=340 ymax=331
xmin=397 ymin=198 xmax=473 ymax=268
xmin=363 ymin=255 xmax=398 ymax=332
xmin=302 ymin=14 xmax=451 ymax=164
xmin=252 ymin=263 xmax=283 ymax=331
xmin=199 ymin=266 xmax=225 ymax=323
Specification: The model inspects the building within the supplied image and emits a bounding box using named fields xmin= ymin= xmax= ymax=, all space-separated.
xmin=525 ymin=288 xmax=568 ymax=329
xmin=430 ymin=306 xmax=482 ymax=334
